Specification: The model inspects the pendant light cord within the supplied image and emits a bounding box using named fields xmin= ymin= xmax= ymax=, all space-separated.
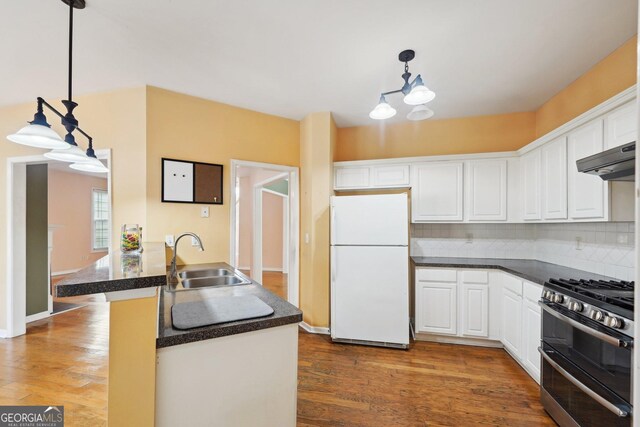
xmin=68 ymin=0 xmax=73 ymax=102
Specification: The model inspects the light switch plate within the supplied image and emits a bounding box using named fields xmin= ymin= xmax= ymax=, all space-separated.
xmin=165 ymin=234 xmax=175 ymax=247
xmin=201 ymin=206 xmax=210 ymax=218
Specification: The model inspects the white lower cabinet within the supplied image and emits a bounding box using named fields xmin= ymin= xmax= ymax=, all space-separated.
xmin=416 ymin=269 xmax=458 ymax=335
xmin=501 ymin=288 xmax=522 ymax=359
xmin=415 ymin=268 xmax=491 ymax=339
xmin=415 ymin=267 xmax=542 ymax=383
xmin=522 ymin=282 xmax=542 ymax=383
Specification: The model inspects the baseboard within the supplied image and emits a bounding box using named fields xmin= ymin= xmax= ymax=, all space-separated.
xmin=237 ymin=266 xmax=250 ymax=271
xmin=0 ymin=329 xmax=8 ymax=338
xmin=26 ymin=311 xmax=50 ymax=323
xmin=51 ymin=268 xmax=80 ymax=277
xmin=415 ymin=333 xmax=503 ymax=348
xmin=299 ymin=321 xmax=330 ymax=335
xmin=262 ymin=267 xmax=284 ymax=272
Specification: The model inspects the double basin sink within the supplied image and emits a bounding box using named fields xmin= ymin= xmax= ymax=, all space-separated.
xmin=168 ymin=267 xmax=252 ymax=292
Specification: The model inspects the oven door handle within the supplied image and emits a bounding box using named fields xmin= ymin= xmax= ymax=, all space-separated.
xmin=538 ymin=347 xmax=629 ymax=417
xmin=538 ymin=301 xmax=633 ymax=348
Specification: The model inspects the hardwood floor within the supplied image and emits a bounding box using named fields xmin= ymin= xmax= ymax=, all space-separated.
xmin=241 ymin=270 xmax=288 ymax=299
xmin=0 ymin=273 xmax=553 ymax=426
xmin=297 ymin=332 xmax=554 ymax=426
xmin=0 ymin=294 xmax=109 ymax=426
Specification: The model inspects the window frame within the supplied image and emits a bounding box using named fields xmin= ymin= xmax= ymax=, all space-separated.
xmin=91 ymin=188 xmax=109 ymax=252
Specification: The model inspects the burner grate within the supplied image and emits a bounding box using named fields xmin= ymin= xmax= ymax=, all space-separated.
xmin=547 ymin=278 xmax=634 ymax=313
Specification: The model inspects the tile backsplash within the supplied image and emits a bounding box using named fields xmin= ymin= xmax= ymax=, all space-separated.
xmin=411 ymin=222 xmax=635 ymax=281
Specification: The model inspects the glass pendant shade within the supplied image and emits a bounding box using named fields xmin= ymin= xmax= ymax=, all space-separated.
xmin=404 ymin=84 xmax=436 ymax=106
xmin=44 ymin=143 xmax=89 ymax=162
xmin=7 ymin=123 xmax=68 ymax=150
xmin=70 ymin=156 xmax=108 ymax=173
xmin=407 ymin=105 xmax=435 ymax=121
xmin=369 ymin=97 xmax=397 ymax=120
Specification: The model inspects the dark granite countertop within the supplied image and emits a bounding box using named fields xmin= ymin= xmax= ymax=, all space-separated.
xmin=157 ymin=262 xmax=302 ymax=348
xmin=411 ymin=257 xmax=616 ymax=285
xmin=55 ymin=242 xmax=169 ymax=297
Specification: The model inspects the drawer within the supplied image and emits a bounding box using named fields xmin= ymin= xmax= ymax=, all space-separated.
xmin=461 ymin=270 xmax=489 ymax=284
xmin=416 ymin=268 xmax=457 ymax=283
xmin=523 ymin=281 xmax=543 ymax=303
xmin=502 ymin=274 xmax=522 ymax=296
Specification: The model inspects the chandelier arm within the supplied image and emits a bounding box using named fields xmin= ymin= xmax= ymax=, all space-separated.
xmin=381 ymin=89 xmax=404 ymax=97
xmin=38 ymin=97 xmax=93 ymax=142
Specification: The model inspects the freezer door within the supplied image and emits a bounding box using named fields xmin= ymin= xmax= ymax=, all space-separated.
xmin=331 ymin=246 xmax=409 ymax=345
xmin=331 ymin=193 xmax=408 ymax=246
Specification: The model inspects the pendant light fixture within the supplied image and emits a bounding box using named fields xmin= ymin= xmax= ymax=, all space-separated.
xmin=369 ymin=50 xmax=436 ymax=121
xmin=7 ymin=0 xmax=108 ymax=174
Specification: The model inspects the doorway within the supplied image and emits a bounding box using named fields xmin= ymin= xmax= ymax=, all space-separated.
xmin=230 ymin=160 xmax=299 ymax=307
xmin=4 ymin=150 xmax=112 ymax=338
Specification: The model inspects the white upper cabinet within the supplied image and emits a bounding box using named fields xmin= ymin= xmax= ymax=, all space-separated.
xmin=467 ymin=159 xmax=507 ymax=221
xmin=567 ymin=119 xmax=606 ymax=219
xmin=412 ymin=162 xmax=464 ymax=222
xmin=334 ymin=166 xmax=370 ymax=190
xmin=521 ymin=149 xmax=542 ymax=220
xmin=605 ymin=101 xmax=637 ymax=150
xmin=371 ymin=164 xmax=410 ymax=188
xmin=541 ymin=137 xmax=568 ymax=220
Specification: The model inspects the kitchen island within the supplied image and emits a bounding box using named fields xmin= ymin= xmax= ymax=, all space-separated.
xmin=56 ymin=243 xmax=302 ymax=427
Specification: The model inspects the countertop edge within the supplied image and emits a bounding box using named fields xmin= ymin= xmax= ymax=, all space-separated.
xmin=55 ymin=274 xmax=167 ymax=297
xmin=410 ymin=257 xmax=616 ymax=285
xmin=156 ymin=312 xmax=303 ymax=349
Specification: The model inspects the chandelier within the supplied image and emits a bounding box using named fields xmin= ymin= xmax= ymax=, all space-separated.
xmin=369 ymin=49 xmax=436 ymax=121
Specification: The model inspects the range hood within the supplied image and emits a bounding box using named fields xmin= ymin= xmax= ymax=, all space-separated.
xmin=576 ymin=141 xmax=635 ymax=181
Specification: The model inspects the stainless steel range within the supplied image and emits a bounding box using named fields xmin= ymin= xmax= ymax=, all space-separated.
xmin=540 ymin=278 xmax=633 ymax=427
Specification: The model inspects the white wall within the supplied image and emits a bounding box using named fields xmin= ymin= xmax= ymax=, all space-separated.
xmin=411 ymin=222 xmax=635 ymax=280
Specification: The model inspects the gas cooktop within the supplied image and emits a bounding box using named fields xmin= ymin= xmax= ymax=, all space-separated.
xmin=545 ymin=278 xmax=634 ymax=320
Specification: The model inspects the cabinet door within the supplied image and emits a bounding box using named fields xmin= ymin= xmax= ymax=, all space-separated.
xmin=605 ymin=101 xmax=637 ymax=150
xmin=467 ymin=160 xmax=507 ymax=221
xmin=412 ymin=162 xmax=464 ymax=222
xmin=461 ymin=283 xmax=489 ymax=337
xmin=372 ymin=165 xmax=410 ymax=188
xmin=523 ymin=299 xmax=541 ymax=383
xmin=501 ymin=288 xmax=522 ymax=359
xmin=334 ymin=167 xmax=370 ymax=190
xmin=541 ymin=137 xmax=568 ymax=219
xmin=567 ymin=120 xmax=606 ymax=219
xmin=416 ymin=282 xmax=457 ymax=335
xmin=521 ymin=149 xmax=542 ymax=220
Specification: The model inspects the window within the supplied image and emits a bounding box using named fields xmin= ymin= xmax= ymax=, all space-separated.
xmin=92 ymin=189 xmax=109 ymax=251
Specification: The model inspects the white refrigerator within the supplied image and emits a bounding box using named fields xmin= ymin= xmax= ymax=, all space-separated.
xmin=330 ymin=193 xmax=410 ymax=348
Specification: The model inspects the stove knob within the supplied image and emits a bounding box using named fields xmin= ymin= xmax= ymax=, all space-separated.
xmin=568 ymin=301 xmax=583 ymax=312
xmin=551 ymin=294 xmax=564 ymax=304
xmin=603 ymin=316 xmax=624 ymax=329
xmin=590 ymin=310 xmax=604 ymax=321
xmin=542 ymin=290 xmax=552 ymax=300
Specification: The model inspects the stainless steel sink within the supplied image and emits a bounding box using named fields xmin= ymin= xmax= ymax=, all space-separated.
xmin=167 ymin=266 xmax=252 ymax=292
xmin=178 ymin=268 xmax=234 ymax=280
xmin=181 ymin=275 xmax=250 ymax=289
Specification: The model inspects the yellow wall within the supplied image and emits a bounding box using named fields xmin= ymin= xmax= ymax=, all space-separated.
xmin=335 ymin=112 xmax=536 ymax=161
xmin=535 ymin=36 xmax=637 ymax=137
xmin=0 ymin=87 xmax=147 ymax=330
xmin=145 ymin=86 xmax=300 ymax=265
xmin=299 ymin=112 xmax=335 ymax=327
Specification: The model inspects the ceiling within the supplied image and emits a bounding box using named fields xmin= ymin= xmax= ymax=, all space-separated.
xmin=0 ymin=0 xmax=637 ymax=127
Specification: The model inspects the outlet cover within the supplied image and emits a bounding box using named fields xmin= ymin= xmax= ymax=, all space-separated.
xmin=165 ymin=234 xmax=175 ymax=247
xmin=201 ymin=206 xmax=210 ymax=218
xmin=575 ymin=236 xmax=583 ymax=250
xmin=191 ymin=236 xmax=199 ymax=246
xmin=617 ymin=234 xmax=629 ymax=244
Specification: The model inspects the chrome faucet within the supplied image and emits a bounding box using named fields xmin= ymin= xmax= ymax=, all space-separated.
xmin=168 ymin=232 xmax=205 ymax=285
